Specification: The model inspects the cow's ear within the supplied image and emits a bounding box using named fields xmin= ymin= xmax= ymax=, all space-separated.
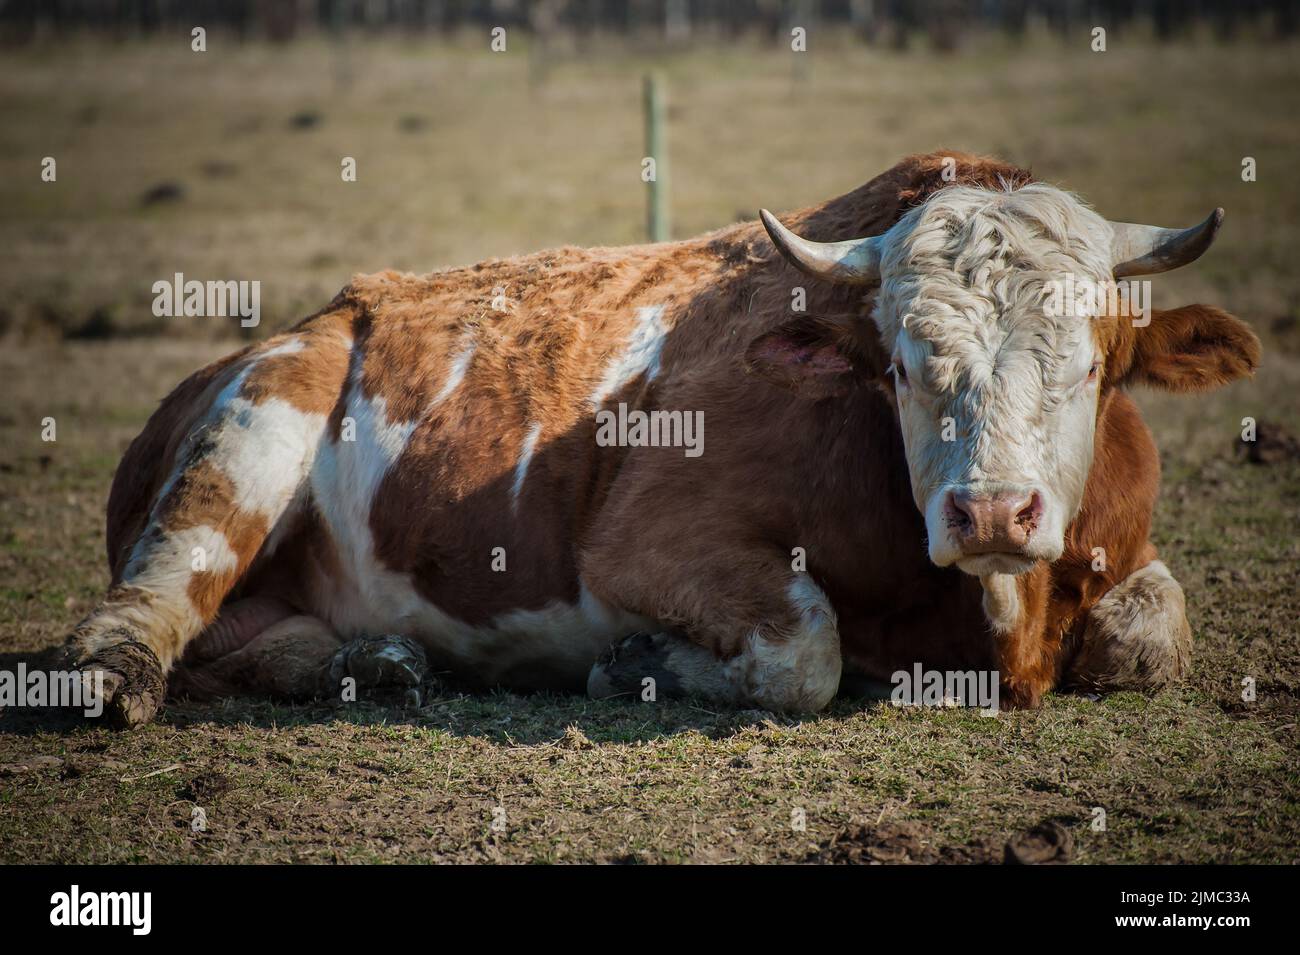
xmin=744 ymin=317 xmax=862 ymax=399
xmin=1116 ymin=305 xmax=1260 ymax=393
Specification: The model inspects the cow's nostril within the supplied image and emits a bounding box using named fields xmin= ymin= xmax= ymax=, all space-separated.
xmin=944 ymin=491 xmax=973 ymax=531
xmin=1014 ymin=492 xmax=1042 ymax=533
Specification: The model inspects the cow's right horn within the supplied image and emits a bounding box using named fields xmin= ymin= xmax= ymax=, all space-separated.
xmin=760 ymin=210 xmax=883 ymax=285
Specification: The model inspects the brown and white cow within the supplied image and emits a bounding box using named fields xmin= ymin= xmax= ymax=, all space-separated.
xmin=66 ymin=151 xmax=1259 ymax=727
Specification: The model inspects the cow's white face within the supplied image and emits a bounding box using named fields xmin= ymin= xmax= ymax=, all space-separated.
xmin=755 ymin=174 xmax=1253 ymax=583
xmin=870 ymin=185 xmax=1114 ymax=575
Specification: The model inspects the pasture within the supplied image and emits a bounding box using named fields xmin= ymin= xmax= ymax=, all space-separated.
xmin=1 ymin=30 xmax=1297 ymax=863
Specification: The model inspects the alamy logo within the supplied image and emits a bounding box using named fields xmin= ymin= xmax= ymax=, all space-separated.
xmin=0 ymin=665 xmax=103 ymax=717
xmin=1043 ymin=275 xmax=1151 ymax=327
xmin=152 ymin=272 xmax=261 ymax=327
xmin=50 ymin=885 xmax=151 ymax=935
xmin=595 ymin=402 xmax=703 ymax=458
xmin=891 ymin=664 xmax=1000 ymax=716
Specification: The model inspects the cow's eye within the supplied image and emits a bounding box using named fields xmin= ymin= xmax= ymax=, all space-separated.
xmin=1086 ymin=362 xmax=1100 ymax=383
xmin=891 ymin=360 xmax=909 ymax=387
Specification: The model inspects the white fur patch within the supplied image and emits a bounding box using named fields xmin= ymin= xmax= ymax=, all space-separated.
xmin=511 ymin=421 xmax=543 ymax=507
xmin=259 ymin=337 xmax=307 ymax=360
xmin=124 ymin=524 xmax=239 ymax=584
xmin=721 ymin=574 xmax=842 ymax=711
xmin=116 ymin=524 xmax=243 ymax=667
xmin=432 ymin=336 xmax=477 ymax=406
xmin=588 ymin=304 xmax=667 ymax=406
xmin=311 ymin=369 xmax=419 ymax=627
xmin=979 ymin=573 xmax=1021 ymax=634
xmin=214 ymin=396 xmax=326 ymax=519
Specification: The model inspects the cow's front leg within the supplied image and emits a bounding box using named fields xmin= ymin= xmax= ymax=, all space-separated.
xmin=980 ymin=564 xmax=1057 ymax=709
xmin=586 ymin=573 xmax=842 ymax=713
xmin=1064 ymin=560 xmax=1191 ymax=693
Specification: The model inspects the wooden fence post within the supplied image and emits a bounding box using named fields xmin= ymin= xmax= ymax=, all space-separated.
xmin=643 ymin=73 xmax=670 ymax=242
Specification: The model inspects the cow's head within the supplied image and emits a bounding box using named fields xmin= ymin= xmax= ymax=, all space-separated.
xmin=752 ymin=183 xmax=1259 ymax=577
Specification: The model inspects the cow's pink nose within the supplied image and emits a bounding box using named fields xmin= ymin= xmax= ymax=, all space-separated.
xmin=944 ymin=489 xmax=1042 ymax=554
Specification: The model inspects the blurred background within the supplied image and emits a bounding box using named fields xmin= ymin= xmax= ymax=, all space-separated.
xmin=1 ymin=0 xmax=1298 ymax=341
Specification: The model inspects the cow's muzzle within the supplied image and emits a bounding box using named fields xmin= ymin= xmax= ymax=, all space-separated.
xmin=944 ymin=487 xmax=1043 ymax=557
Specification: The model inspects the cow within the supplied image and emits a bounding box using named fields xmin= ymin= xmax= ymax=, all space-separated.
xmin=65 ymin=151 xmax=1259 ymax=728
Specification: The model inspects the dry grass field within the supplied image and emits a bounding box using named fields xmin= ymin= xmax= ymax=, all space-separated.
xmin=0 ymin=29 xmax=1297 ymax=863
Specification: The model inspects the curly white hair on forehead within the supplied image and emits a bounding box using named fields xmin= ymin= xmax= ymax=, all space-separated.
xmin=870 ymin=183 xmax=1116 ymax=401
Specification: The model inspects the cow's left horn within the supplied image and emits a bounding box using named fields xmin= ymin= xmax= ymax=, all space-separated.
xmin=760 ymin=209 xmax=883 ymax=285
xmin=1108 ymin=208 xmax=1223 ymax=278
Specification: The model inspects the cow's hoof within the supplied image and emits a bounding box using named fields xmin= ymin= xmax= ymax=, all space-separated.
xmin=587 ymin=631 xmax=682 ymax=702
xmin=322 ymin=634 xmax=428 ymax=700
xmin=1068 ymin=560 xmax=1191 ymax=693
xmin=74 ymin=636 xmax=165 ymax=730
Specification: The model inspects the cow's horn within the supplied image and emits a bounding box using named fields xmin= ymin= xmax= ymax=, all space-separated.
xmin=760 ymin=209 xmax=883 ymax=285
xmin=1108 ymin=208 xmax=1223 ymax=278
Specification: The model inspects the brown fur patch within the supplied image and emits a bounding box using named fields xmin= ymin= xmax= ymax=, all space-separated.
xmin=239 ymin=307 xmax=356 ymax=416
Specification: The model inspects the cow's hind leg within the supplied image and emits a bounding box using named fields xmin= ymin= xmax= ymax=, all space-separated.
xmin=170 ymin=601 xmax=427 ymax=705
xmin=170 ymin=598 xmax=344 ymax=700
xmin=181 ymin=630 xmax=432 ymax=706
xmin=68 ymin=325 xmax=350 ymax=727
xmin=1064 ymin=560 xmax=1192 ymax=693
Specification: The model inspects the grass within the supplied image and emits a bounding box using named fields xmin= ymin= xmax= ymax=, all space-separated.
xmin=0 ymin=30 xmax=1298 ymax=863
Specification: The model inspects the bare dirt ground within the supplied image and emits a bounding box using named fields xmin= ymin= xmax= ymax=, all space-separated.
xmin=1 ymin=32 xmax=1297 ymax=863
